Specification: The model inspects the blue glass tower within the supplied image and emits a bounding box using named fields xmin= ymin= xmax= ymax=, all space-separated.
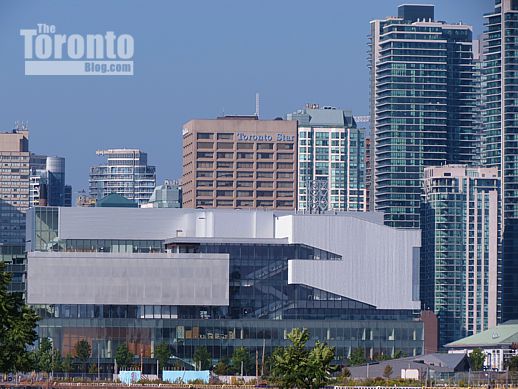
xmin=482 ymin=0 xmax=518 ymax=321
xmin=370 ymin=5 xmax=477 ymax=228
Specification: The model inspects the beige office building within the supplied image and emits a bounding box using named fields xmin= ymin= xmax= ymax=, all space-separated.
xmin=0 ymin=126 xmax=30 ymax=247
xmin=182 ymin=116 xmax=297 ymax=209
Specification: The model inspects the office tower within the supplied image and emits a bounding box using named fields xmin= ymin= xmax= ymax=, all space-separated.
xmin=89 ymin=149 xmax=156 ymax=206
xmin=421 ymin=165 xmax=500 ymax=345
xmin=141 ymin=179 xmax=182 ymax=208
xmin=182 ymin=116 xmax=297 ymax=209
xmin=0 ymin=124 xmax=30 ymax=293
xmin=30 ymin=154 xmax=70 ymax=207
xmin=370 ymin=4 xmax=477 ymax=228
xmin=287 ymin=105 xmax=366 ymax=212
xmin=482 ymin=0 xmax=518 ymax=321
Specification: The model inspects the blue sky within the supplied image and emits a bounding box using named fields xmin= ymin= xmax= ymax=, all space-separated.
xmin=0 ymin=0 xmax=490 ymax=194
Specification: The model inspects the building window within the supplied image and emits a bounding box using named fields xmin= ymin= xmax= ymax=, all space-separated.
xmin=217 ymin=181 xmax=234 ymax=187
xmin=217 ymin=142 xmax=234 ymax=150
xmin=217 ymin=162 xmax=233 ymax=169
xmin=278 ymin=143 xmax=294 ymax=150
xmin=237 ymin=190 xmax=253 ymax=197
xmin=217 ymin=133 xmax=233 ymax=140
xmin=197 ymin=142 xmax=213 ymax=149
xmin=257 ymin=143 xmax=274 ymax=150
xmin=237 ymin=152 xmax=253 ymax=159
xmin=257 ymin=191 xmax=273 ymax=197
xmin=216 ymin=190 xmax=234 ymax=197
xmin=237 ymin=143 xmax=253 ymax=150
xmin=237 ymin=171 xmax=253 ymax=178
xmin=196 ymin=180 xmax=213 ymax=187
xmin=217 ymin=152 xmax=234 ymax=159
xmin=216 ymin=171 xmax=233 ymax=178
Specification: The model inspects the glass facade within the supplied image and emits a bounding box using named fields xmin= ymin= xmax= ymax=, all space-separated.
xmin=421 ymin=166 xmax=500 ymax=346
xmin=370 ymin=6 xmax=477 ymax=228
xmin=482 ymin=0 xmax=518 ymax=322
xmin=31 ymin=208 xmax=423 ymax=367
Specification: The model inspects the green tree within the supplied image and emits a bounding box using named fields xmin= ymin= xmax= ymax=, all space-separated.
xmin=348 ymin=348 xmax=366 ymax=366
xmin=155 ymin=342 xmax=171 ymax=376
xmin=0 ymin=261 xmax=39 ymax=372
xmin=339 ymin=366 xmax=351 ymax=382
xmin=88 ymin=363 xmax=98 ymax=374
xmin=469 ymin=348 xmax=486 ymax=371
xmin=270 ymin=328 xmax=337 ymax=389
xmin=115 ymin=343 xmax=134 ymax=369
xmin=63 ymin=353 xmax=74 ymax=374
xmin=306 ymin=340 xmax=337 ymax=389
xmin=231 ymin=346 xmax=254 ymax=375
xmin=214 ymin=358 xmax=230 ymax=375
xmin=37 ymin=337 xmax=53 ymax=373
xmin=393 ymin=350 xmax=405 ymax=359
xmin=51 ymin=349 xmax=63 ymax=372
xmin=505 ymin=355 xmax=518 ymax=371
xmin=383 ymin=364 xmax=393 ymax=378
xmin=75 ymin=339 xmax=91 ymax=372
xmin=193 ymin=346 xmax=211 ymax=370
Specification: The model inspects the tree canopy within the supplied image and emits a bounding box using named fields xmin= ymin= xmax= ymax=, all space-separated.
xmin=75 ymin=339 xmax=91 ymax=372
xmin=193 ymin=346 xmax=211 ymax=370
xmin=270 ymin=328 xmax=337 ymax=389
xmin=155 ymin=342 xmax=171 ymax=374
xmin=469 ymin=348 xmax=486 ymax=371
xmin=231 ymin=346 xmax=254 ymax=375
xmin=115 ymin=343 xmax=134 ymax=369
xmin=506 ymin=355 xmax=518 ymax=371
xmin=0 ymin=261 xmax=39 ymax=373
xmin=36 ymin=337 xmax=53 ymax=373
xmin=348 ymin=348 xmax=367 ymax=366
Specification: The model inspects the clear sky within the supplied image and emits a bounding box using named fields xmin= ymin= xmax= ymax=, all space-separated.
xmin=0 ymin=0 xmax=490 ymax=194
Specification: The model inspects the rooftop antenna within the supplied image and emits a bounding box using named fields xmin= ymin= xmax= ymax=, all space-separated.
xmin=255 ymin=92 xmax=260 ymax=118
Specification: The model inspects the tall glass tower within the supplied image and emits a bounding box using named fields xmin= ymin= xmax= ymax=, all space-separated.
xmin=370 ymin=5 xmax=477 ymax=228
xmin=482 ymin=0 xmax=518 ymax=321
xmin=89 ymin=149 xmax=156 ymax=206
xmin=421 ymin=165 xmax=500 ymax=346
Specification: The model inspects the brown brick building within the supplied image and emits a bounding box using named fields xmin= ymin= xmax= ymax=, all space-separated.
xmin=182 ymin=116 xmax=297 ymax=209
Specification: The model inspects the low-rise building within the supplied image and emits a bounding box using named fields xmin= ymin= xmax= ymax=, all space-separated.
xmin=447 ymin=321 xmax=518 ymax=371
xmin=26 ymin=207 xmax=423 ymax=371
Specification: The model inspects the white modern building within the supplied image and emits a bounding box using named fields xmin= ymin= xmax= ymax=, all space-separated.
xmin=26 ymin=207 xmax=423 ymax=369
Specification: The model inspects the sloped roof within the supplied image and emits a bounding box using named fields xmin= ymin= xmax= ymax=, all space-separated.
xmin=96 ymin=193 xmax=138 ymax=208
xmin=347 ymin=353 xmax=469 ymax=379
xmin=446 ymin=322 xmax=518 ymax=348
xmin=415 ymin=353 xmax=467 ymax=369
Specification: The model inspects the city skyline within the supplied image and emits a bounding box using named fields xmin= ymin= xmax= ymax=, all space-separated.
xmin=0 ymin=0 xmax=487 ymax=194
